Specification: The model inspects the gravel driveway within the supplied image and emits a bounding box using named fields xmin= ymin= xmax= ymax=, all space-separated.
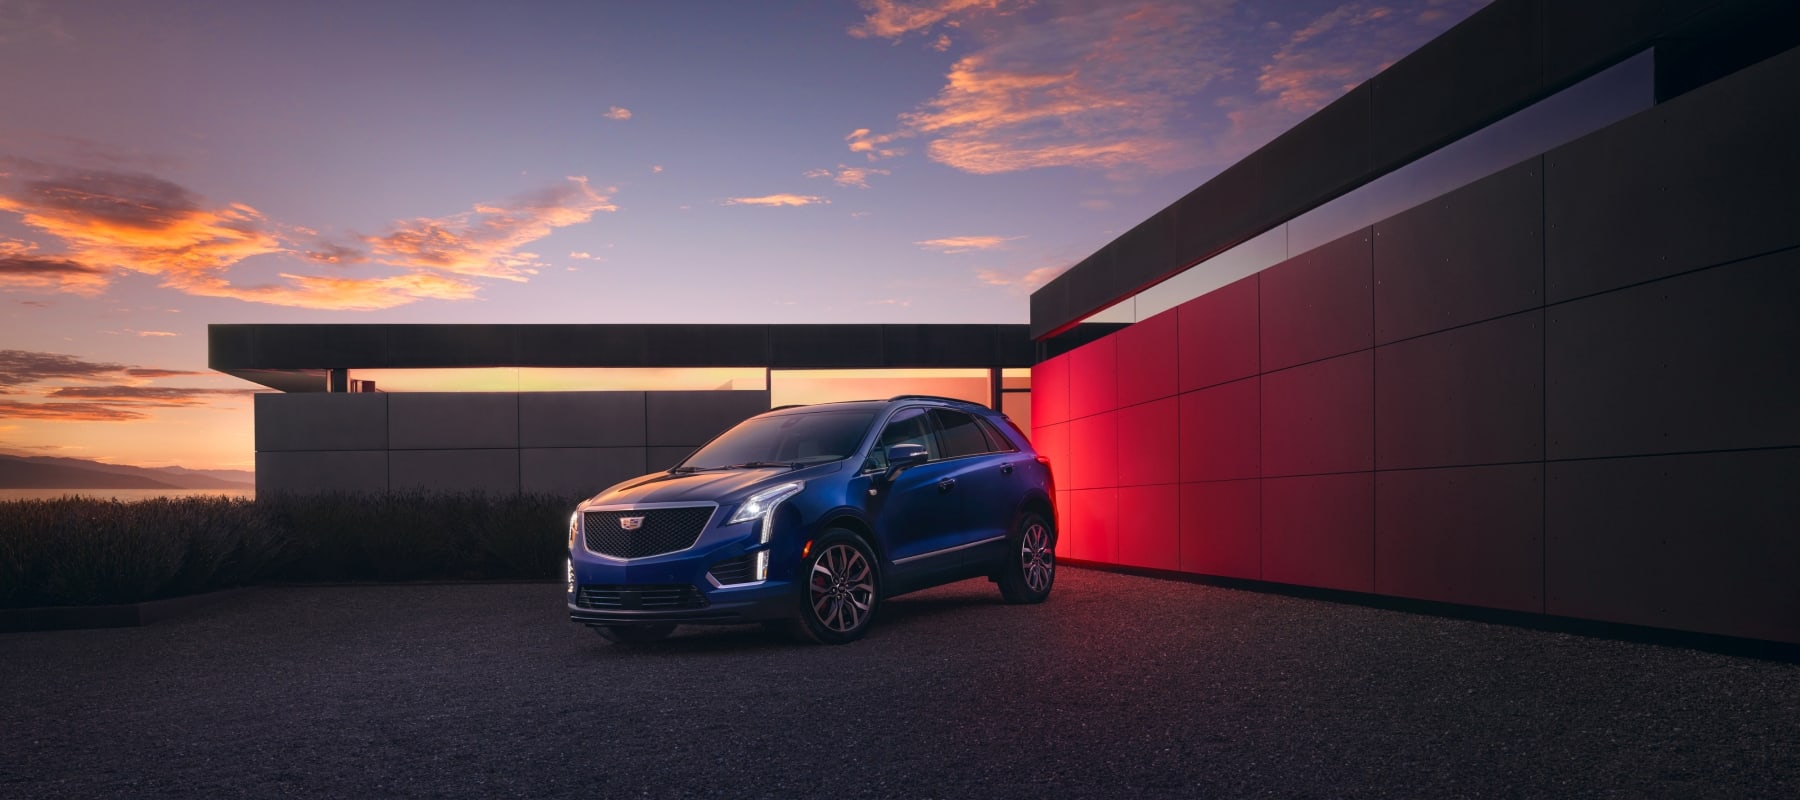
xmin=3 ymin=568 xmax=1797 ymax=799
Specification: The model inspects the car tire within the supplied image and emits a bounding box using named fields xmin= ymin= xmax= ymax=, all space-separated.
xmin=790 ymin=530 xmax=881 ymax=645
xmin=592 ymin=624 xmax=677 ymax=644
xmin=997 ymin=511 xmax=1055 ymax=604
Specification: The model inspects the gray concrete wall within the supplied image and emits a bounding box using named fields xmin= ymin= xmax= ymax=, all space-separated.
xmin=256 ymin=390 xmax=771 ymax=499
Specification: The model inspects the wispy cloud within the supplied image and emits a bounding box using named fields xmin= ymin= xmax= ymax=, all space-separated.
xmin=848 ymin=0 xmax=1022 ymax=41
xmin=724 ymin=194 xmax=830 ymax=207
xmin=976 ymin=264 xmax=1065 ymax=292
xmin=0 ymin=162 xmax=616 ymax=310
xmin=915 ymin=235 xmax=1023 ymax=253
xmin=604 ymin=106 xmax=633 ymax=120
xmin=804 ymin=165 xmax=892 ymax=188
xmin=0 ymin=401 xmax=147 ymax=421
xmin=845 ymin=129 xmax=906 ymax=161
xmin=0 ymin=350 xmax=252 ymax=420
xmin=46 ymin=385 xmax=255 ymax=405
xmin=0 ymin=350 xmax=128 ymax=392
xmin=135 ymin=330 xmax=177 ymax=337
xmin=568 ymin=251 xmax=603 ymax=261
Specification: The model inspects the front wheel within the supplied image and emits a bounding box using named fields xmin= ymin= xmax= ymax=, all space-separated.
xmin=997 ymin=512 xmax=1055 ymax=604
xmin=592 ymin=624 xmax=676 ymax=644
xmin=791 ymin=531 xmax=880 ymax=645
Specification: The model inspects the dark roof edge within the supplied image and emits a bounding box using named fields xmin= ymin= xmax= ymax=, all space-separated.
xmin=1028 ymin=0 xmax=1743 ymax=340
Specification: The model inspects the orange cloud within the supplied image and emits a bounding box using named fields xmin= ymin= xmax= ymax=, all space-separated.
xmin=185 ymin=271 xmax=482 ymax=311
xmin=724 ymin=194 xmax=831 ymax=207
xmin=0 ymin=238 xmax=109 ymax=294
xmin=849 ymin=0 xmax=1020 ymax=40
xmin=805 ymin=165 xmax=892 ymax=188
xmin=916 ymin=235 xmax=1023 ymax=253
xmin=605 ymin=106 xmax=633 ymax=120
xmin=976 ymin=264 xmax=1064 ymax=291
xmin=845 ymin=128 xmax=908 ymax=161
xmin=0 ymin=401 xmax=147 ymax=421
xmin=866 ymin=3 xmax=1233 ymax=175
xmin=47 ymin=385 xmax=255 ymax=406
xmin=367 ymin=177 xmax=614 ymax=281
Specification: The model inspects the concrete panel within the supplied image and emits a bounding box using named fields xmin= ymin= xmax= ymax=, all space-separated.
xmin=644 ymin=391 xmax=771 ymax=447
xmin=1068 ymin=488 xmax=1118 ymax=564
xmin=1177 ymin=273 xmax=1259 ymax=393
xmin=1179 ymin=479 xmax=1260 ymax=580
xmin=256 ymin=450 xmax=387 ymax=494
xmin=1261 ymin=352 xmax=1374 ymax=478
xmin=1547 ymin=449 xmax=1800 ymax=644
xmin=1372 ymin=159 xmax=1544 ymax=344
xmin=519 ymin=392 xmax=646 ymax=448
xmin=1030 ymin=353 xmax=1070 ymax=427
xmin=1116 ymin=397 xmax=1177 ymax=488
xmin=644 ymin=325 xmax=768 ymax=367
xmin=1375 ymin=312 xmax=1544 ymax=470
xmin=390 ymin=450 xmax=519 ymax=494
xmin=1068 ymin=411 xmax=1118 ymax=491
xmin=880 ymin=325 xmax=1002 ymax=367
xmin=1067 ymin=334 xmax=1118 ymax=420
xmin=514 ymin=326 xmax=647 ymax=367
xmin=388 ymin=393 xmax=519 ymax=450
xmin=1116 ymin=309 xmax=1178 ymax=408
xmin=1369 ymin=0 xmax=1544 ymax=173
xmin=521 ymin=448 xmax=649 ymax=499
xmin=1179 ymin=377 xmax=1260 ymax=483
xmin=385 ymin=325 xmax=513 ymax=368
xmin=1545 ymin=45 xmax=1800 ymax=301
xmin=1260 ymin=228 xmax=1373 ymax=372
xmin=254 ymin=393 xmax=387 ymax=452
xmin=252 ymin=324 xmax=388 ymax=369
xmin=1263 ymin=473 xmax=1374 ymax=593
xmin=1375 ymin=464 xmax=1544 ymax=613
xmin=1547 ymin=250 xmax=1800 ymax=460
xmin=1030 ymin=421 xmax=1070 ymax=492
xmin=1117 ymin=484 xmax=1179 ymax=571
xmin=647 ymin=446 xmax=695 ymax=473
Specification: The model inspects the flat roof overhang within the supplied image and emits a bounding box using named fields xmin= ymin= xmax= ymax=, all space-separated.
xmin=209 ymin=324 xmax=1035 ymax=392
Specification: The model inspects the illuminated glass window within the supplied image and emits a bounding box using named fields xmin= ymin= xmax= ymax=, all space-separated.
xmin=344 ymin=367 xmax=768 ymax=392
xmin=770 ymin=369 xmax=990 ymax=408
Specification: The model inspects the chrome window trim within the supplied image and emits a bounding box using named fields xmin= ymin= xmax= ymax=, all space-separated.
xmin=577 ymin=501 xmax=720 ymax=562
xmin=891 ymin=535 xmax=1006 ymax=566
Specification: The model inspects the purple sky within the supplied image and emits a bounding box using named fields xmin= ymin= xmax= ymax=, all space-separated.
xmin=0 ymin=0 xmax=1487 ymax=469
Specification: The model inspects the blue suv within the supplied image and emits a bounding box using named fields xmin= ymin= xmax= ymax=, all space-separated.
xmin=565 ymin=395 xmax=1057 ymax=644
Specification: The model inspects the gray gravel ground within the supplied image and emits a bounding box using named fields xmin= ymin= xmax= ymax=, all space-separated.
xmin=3 ymin=567 xmax=1797 ymax=799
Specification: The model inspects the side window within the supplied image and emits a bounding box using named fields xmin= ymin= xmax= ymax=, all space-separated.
xmin=931 ymin=409 xmax=992 ymax=459
xmin=867 ymin=408 xmax=933 ymax=471
xmin=974 ymin=416 xmax=1019 ymax=453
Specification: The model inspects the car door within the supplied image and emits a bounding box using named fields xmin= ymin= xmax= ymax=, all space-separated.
xmin=927 ymin=409 xmax=1017 ymax=568
xmin=868 ymin=407 xmax=964 ymax=569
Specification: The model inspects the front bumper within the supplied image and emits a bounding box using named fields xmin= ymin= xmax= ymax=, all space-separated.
xmin=567 ymin=579 xmax=797 ymax=625
xmin=567 ymin=521 xmax=801 ymax=627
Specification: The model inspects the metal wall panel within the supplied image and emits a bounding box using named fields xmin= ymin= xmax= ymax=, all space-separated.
xmin=1260 ymin=352 xmax=1374 ymax=478
xmin=1547 ymin=249 xmax=1800 ymax=460
xmin=1547 ymin=449 xmax=1800 ymax=644
xmin=1262 ymin=473 xmax=1374 ymax=593
xmin=1115 ymin=308 xmax=1178 ymax=407
xmin=1259 ymin=228 xmax=1373 ymax=372
xmin=1068 ymin=411 xmax=1118 ymax=491
xmin=1177 ymin=273 xmax=1260 ymax=393
xmin=1178 ymin=479 xmax=1260 ymax=579
xmin=1375 ymin=312 xmax=1544 ymax=470
xmin=1178 ymin=377 xmax=1260 ymax=483
xmin=1068 ymin=487 xmax=1118 ymax=563
xmin=1545 ymin=45 xmax=1800 ymax=302
xmin=388 ymin=393 xmax=519 ymax=450
xmin=520 ymin=447 xmax=649 ymax=499
xmin=768 ymin=325 xmax=885 ymax=368
xmin=1115 ymin=397 xmax=1177 ymax=488
xmin=643 ymin=390 xmax=771 ymax=447
xmin=518 ymin=392 xmax=647 ymax=448
xmin=255 ymin=450 xmax=388 ymax=494
xmin=389 ymin=450 xmax=520 ymax=493
xmin=1117 ymin=484 xmax=1179 ymax=571
xmin=254 ymin=393 xmax=388 ymax=452
xmin=1031 ymin=421 xmax=1069 ymax=493
xmin=1030 ymin=352 xmax=1070 ymax=427
xmin=1067 ymin=335 xmax=1117 ymax=420
xmin=1373 ymin=159 xmax=1544 ymax=344
xmin=1375 ymin=464 xmax=1544 ymax=613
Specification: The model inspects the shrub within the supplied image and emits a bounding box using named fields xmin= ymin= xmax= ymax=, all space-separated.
xmin=0 ymin=491 xmax=578 ymax=608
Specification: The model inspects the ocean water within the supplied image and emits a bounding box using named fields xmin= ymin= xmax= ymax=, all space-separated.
xmin=0 ymin=488 xmax=255 ymax=502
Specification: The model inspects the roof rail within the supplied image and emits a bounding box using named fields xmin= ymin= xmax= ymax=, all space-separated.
xmin=766 ymin=404 xmax=809 ymax=412
xmin=886 ymin=394 xmax=979 ymax=404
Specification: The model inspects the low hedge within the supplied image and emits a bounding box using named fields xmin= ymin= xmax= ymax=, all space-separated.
xmin=0 ymin=492 xmax=576 ymax=609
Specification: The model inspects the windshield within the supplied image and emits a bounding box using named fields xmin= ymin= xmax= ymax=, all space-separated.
xmin=676 ymin=410 xmax=876 ymax=471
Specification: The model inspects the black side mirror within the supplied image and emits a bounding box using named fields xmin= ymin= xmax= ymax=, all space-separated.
xmin=883 ymin=443 xmax=929 ymax=481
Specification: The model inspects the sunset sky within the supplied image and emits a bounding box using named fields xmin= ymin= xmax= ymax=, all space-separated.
xmin=0 ymin=0 xmax=1487 ymax=471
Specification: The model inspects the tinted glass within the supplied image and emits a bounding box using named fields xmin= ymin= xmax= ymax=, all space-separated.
xmin=680 ymin=411 xmax=875 ymax=470
xmin=932 ymin=409 xmax=991 ymax=459
xmin=865 ymin=408 xmax=932 ymax=472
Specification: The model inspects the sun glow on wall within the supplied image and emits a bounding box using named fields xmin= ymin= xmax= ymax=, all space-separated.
xmin=770 ymin=369 xmax=992 ymax=408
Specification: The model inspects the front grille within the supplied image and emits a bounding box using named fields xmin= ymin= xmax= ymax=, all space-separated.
xmin=707 ymin=554 xmax=757 ymax=586
xmin=583 ymin=506 xmax=714 ymax=559
xmin=576 ymin=584 xmax=708 ymax=610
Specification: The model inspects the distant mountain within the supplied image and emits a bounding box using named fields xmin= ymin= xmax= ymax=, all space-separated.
xmin=0 ymin=454 xmax=254 ymax=490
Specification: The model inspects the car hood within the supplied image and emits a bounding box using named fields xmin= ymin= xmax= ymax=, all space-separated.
xmin=581 ymin=461 xmax=843 ymax=507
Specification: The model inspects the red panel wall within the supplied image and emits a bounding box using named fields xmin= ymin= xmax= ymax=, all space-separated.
xmin=1116 ymin=397 xmax=1177 ymax=487
xmin=1116 ymin=309 xmax=1178 ymax=407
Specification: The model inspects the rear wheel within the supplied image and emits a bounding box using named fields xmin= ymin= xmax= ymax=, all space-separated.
xmin=997 ymin=512 xmax=1054 ymax=604
xmin=592 ymin=624 xmax=676 ymax=644
xmin=791 ymin=531 xmax=880 ymax=645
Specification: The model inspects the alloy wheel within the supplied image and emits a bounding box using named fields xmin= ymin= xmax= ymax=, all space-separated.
xmin=1020 ymin=521 xmax=1053 ymax=593
xmin=809 ymin=543 xmax=875 ymax=633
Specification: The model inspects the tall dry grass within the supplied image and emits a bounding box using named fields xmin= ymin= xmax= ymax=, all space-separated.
xmin=0 ymin=492 xmax=574 ymax=608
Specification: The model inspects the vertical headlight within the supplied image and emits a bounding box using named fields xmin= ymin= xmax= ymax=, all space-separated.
xmin=727 ymin=482 xmax=803 ymax=581
xmin=567 ymin=511 xmax=580 ymax=551
xmin=566 ymin=558 xmax=575 ymax=595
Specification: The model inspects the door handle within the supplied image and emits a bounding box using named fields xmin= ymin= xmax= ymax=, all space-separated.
xmin=937 ymin=478 xmax=956 ymax=493
xmin=1000 ymin=464 xmax=1014 ymax=476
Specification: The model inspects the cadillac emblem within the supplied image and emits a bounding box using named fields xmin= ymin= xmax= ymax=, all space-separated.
xmin=619 ymin=516 xmax=645 ymax=531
